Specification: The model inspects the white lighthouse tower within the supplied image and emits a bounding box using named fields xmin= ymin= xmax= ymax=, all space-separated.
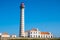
xmin=19 ymin=2 xmax=25 ymax=37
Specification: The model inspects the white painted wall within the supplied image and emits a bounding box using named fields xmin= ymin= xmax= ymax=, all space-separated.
xmin=25 ymin=29 xmax=53 ymax=38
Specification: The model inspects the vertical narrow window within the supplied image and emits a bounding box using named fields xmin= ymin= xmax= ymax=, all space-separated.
xmin=31 ymin=32 xmax=32 ymax=34
xmin=34 ymin=35 xmax=35 ymax=37
xmin=51 ymin=36 xmax=52 ymax=38
xmin=36 ymin=35 xmax=37 ymax=38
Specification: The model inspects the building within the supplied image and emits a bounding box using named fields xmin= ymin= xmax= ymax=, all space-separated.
xmin=25 ymin=28 xmax=53 ymax=38
xmin=19 ymin=2 xmax=25 ymax=37
xmin=11 ymin=34 xmax=16 ymax=38
xmin=1 ymin=32 xmax=10 ymax=38
xmin=0 ymin=33 xmax=16 ymax=38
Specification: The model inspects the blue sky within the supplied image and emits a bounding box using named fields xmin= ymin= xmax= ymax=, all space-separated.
xmin=0 ymin=0 xmax=60 ymax=37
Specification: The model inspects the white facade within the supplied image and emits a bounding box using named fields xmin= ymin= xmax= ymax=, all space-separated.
xmin=11 ymin=35 xmax=16 ymax=38
xmin=1 ymin=35 xmax=10 ymax=38
xmin=25 ymin=28 xmax=53 ymax=38
xmin=0 ymin=33 xmax=17 ymax=38
xmin=29 ymin=29 xmax=39 ymax=38
xmin=1 ymin=33 xmax=10 ymax=37
xmin=39 ymin=33 xmax=53 ymax=38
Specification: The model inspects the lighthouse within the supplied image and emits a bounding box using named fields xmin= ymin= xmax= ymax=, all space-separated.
xmin=19 ymin=2 xmax=25 ymax=37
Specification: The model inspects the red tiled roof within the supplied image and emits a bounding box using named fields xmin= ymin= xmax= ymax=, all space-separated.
xmin=40 ymin=32 xmax=50 ymax=35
